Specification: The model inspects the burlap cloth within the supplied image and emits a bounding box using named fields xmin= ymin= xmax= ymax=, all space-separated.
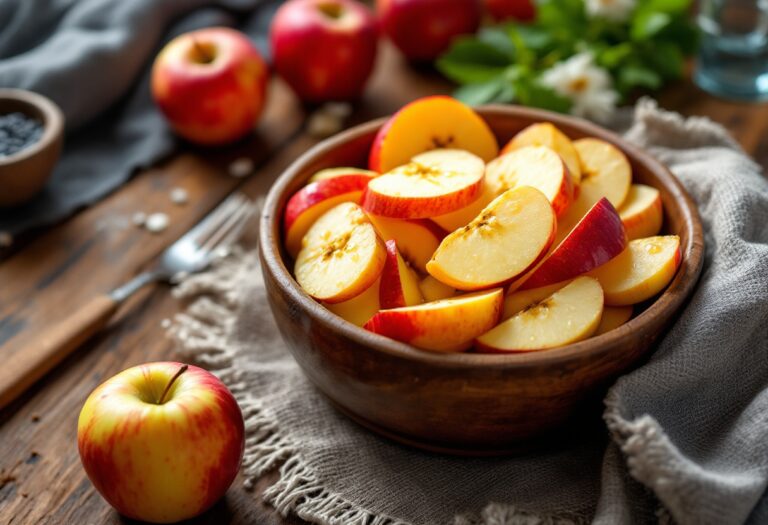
xmin=169 ymin=100 xmax=768 ymax=525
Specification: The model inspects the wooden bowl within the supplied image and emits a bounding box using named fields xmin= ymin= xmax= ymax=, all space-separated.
xmin=259 ymin=105 xmax=704 ymax=454
xmin=0 ymin=89 xmax=64 ymax=207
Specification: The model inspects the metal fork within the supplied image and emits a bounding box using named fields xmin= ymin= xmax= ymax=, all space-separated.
xmin=0 ymin=192 xmax=256 ymax=409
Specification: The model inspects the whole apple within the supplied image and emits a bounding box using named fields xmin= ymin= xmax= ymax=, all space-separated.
xmin=270 ymin=0 xmax=378 ymax=102
xmin=152 ymin=27 xmax=268 ymax=145
xmin=484 ymin=0 xmax=536 ymax=22
xmin=377 ymin=0 xmax=482 ymax=62
xmin=78 ymin=362 xmax=245 ymax=523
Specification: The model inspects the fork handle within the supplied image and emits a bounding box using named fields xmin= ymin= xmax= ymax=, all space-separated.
xmin=0 ymin=294 xmax=119 ymax=409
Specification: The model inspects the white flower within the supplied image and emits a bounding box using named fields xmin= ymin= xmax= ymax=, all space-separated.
xmin=585 ymin=0 xmax=636 ymax=22
xmin=539 ymin=53 xmax=619 ymax=122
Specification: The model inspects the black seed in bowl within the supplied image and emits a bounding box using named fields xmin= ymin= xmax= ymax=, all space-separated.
xmin=0 ymin=112 xmax=44 ymax=158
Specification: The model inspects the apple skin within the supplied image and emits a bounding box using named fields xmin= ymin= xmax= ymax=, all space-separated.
xmin=484 ymin=0 xmax=535 ymax=22
xmin=151 ymin=27 xmax=268 ymax=146
xmin=77 ymin=362 xmax=244 ymax=524
xmin=377 ymin=0 xmax=482 ymax=62
xmin=271 ymin=0 xmax=378 ymax=102
xmin=520 ymin=197 xmax=627 ymax=290
xmin=379 ymin=239 xmax=423 ymax=308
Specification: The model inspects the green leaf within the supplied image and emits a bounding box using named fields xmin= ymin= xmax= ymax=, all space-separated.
xmin=646 ymin=0 xmax=691 ymax=14
xmin=518 ymin=80 xmax=572 ymax=113
xmin=618 ymin=64 xmax=663 ymax=90
xmin=631 ymin=11 xmax=672 ymax=40
xmin=516 ymin=25 xmax=556 ymax=52
xmin=436 ymin=39 xmax=511 ymax=84
xmin=644 ymin=41 xmax=685 ymax=78
xmin=454 ymin=79 xmax=513 ymax=106
xmin=477 ymin=27 xmax=516 ymax=59
xmin=598 ymin=42 xmax=635 ymax=68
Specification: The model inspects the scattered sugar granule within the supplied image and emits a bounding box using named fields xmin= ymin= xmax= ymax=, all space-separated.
xmin=0 ymin=231 xmax=13 ymax=248
xmin=144 ymin=213 xmax=169 ymax=233
xmin=229 ymin=157 xmax=254 ymax=178
xmin=132 ymin=212 xmax=147 ymax=227
xmin=169 ymin=187 xmax=189 ymax=205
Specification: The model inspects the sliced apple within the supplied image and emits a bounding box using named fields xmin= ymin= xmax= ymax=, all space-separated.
xmin=284 ymin=174 xmax=371 ymax=257
xmin=426 ymin=186 xmax=556 ymax=291
xmin=295 ymin=202 xmax=386 ymax=303
xmin=476 ymin=276 xmax=603 ymax=352
xmin=588 ymin=236 xmax=681 ymax=305
xmin=501 ymin=122 xmax=582 ymax=184
xmin=574 ymin=138 xmax=631 ymax=208
xmin=433 ymin=182 xmax=496 ymax=232
xmin=369 ymin=95 xmax=498 ymax=173
xmin=362 ymin=149 xmax=485 ymax=219
xmin=380 ymin=240 xmax=424 ymax=309
xmin=325 ymin=277 xmax=381 ymax=327
xmin=367 ymin=214 xmax=445 ymax=273
xmin=594 ymin=306 xmax=633 ymax=335
xmin=520 ymin=197 xmax=626 ymax=290
xmin=619 ymin=184 xmax=663 ymax=241
xmin=485 ymin=146 xmax=574 ymax=216
xmin=419 ymin=275 xmax=456 ymax=302
xmin=364 ymin=288 xmax=504 ymax=352
xmin=502 ymin=281 xmax=570 ymax=320
xmin=309 ymin=167 xmax=377 ymax=183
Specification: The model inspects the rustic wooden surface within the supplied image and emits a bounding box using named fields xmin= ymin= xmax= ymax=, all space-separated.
xmin=0 ymin=42 xmax=766 ymax=524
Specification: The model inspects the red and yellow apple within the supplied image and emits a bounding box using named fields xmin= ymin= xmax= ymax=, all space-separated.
xmin=325 ymin=277 xmax=381 ymax=326
xmin=619 ymin=184 xmax=663 ymax=240
xmin=367 ymin=214 xmax=445 ymax=273
xmin=502 ymin=122 xmax=582 ymax=184
xmin=78 ymin=362 xmax=244 ymax=523
xmin=419 ymin=275 xmax=456 ymax=302
xmin=430 ymin=182 xmax=496 ymax=232
xmin=151 ymin=27 xmax=268 ymax=145
xmin=574 ymin=138 xmax=631 ymax=208
xmin=270 ymin=0 xmax=378 ymax=102
xmin=309 ymin=167 xmax=377 ymax=183
xmin=379 ymin=240 xmax=424 ymax=308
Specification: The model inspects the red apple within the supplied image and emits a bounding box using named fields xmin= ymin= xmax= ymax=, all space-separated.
xmin=484 ymin=0 xmax=535 ymax=22
xmin=519 ymin=197 xmax=627 ymax=290
xmin=380 ymin=239 xmax=424 ymax=308
xmin=151 ymin=27 xmax=268 ymax=145
xmin=377 ymin=0 xmax=482 ymax=62
xmin=271 ymin=0 xmax=378 ymax=102
xmin=78 ymin=362 xmax=244 ymax=523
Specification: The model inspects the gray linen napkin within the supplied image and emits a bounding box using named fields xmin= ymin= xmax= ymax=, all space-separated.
xmin=170 ymin=99 xmax=768 ymax=525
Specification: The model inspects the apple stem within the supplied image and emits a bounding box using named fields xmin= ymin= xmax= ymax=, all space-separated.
xmin=191 ymin=38 xmax=214 ymax=64
xmin=158 ymin=364 xmax=188 ymax=404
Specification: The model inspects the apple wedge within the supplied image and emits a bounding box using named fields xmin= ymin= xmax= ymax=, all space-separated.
xmin=380 ymin=240 xmax=424 ymax=309
xmin=284 ymin=174 xmax=371 ymax=257
xmin=325 ymin=278 xmax=381 ymax=327
xmin=485 ymin=146 xmax=574 ymax=216
xmin=309 ymin=167 xmax=377 ymax=183
xmin=367 ymin=214 xmax=445 ymax=273
xmin=419 ymin=275 xmax=456 ymax=302
xmin=427 ymin=186 xmax=556 ymax=291
xmin=520 ymin=197 xmax=626 ymax=290
xmin=476 ymin=276 xmax=603 ymax=352
xmin=594 ymin=306 xmax=633 ymax=335
xmin=619 ymin=184 xmax=663 ymax=240
xmin=588 ymin=235 xmax=681 ymax=305
xmin=573 ymin=138 xmax=631 ymax=208
xmin=364 ymin=288 xmax=504 ymax=352
xmin=430 ymin=182 xmax=496 ymax=232
xmin=368 ymin=96 xmax=498 ymax=173
xmin=502 ymin=281 xmax=570 ymax=320
xmin=501 ymin=122 xmax=582 ymax=184
xmin=295 ymin=202 xmax=386 ymax=303
xmin=362 ymin=149 xmax=485 ymax=219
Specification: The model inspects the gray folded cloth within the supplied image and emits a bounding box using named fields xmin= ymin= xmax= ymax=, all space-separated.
xmin=170 ymin=99 xmax=768 ymax=525
xmin=0 ymin=0 xmax=279 ymax=235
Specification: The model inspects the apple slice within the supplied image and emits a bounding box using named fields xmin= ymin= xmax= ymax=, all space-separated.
xmin=380 ymin=240 xmax=424 ymax=309
xmin=501 ymin=122 xmax=582 ymax=184
xmin=309 ymin=167 xmax=377 ymax=183
xmin=430 ymin=182 xmax=496 ymax=232
xmin=573 ymin=138 xmax=631 ymax=208
xmin=369 ymin=96 xmax=498 ymax=173
xmin=325 ymin=277 xmax=381 ymax=327
xmin=364 ymin=288 xmax=503 ymax=352
xmin=619 ymin=184 xmax=663 ymax=240
xmin=295 ymin=202 xmax=386 ymax=303
xmin=284 ymin=174 xmax=371 ymax=257
xmin=520 ymin=197 xmax=626 ymax=290
xmin=362 ymin=149 xmax=485 ymax=219
xmin=502 ymin=281 xmax=570 ymax=320
xmin=419 ymin=275 xmax=456 ymax=302
xmin=588 ymin=236 xmax=681 ymax=305
xmin=426 ymin=186 xmax=556 ymax=291
xmin=485 ymin=146 xmax=573 ymax=216
xmin=476 ymin=276 xmax=603 ymax=352
xmin=367 ymin=214 xmax=445 ymax=273
xmin=594 ymin=306 xmax=633 ymax=335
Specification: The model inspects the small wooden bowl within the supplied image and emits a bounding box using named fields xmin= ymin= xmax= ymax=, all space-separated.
xmin=259 ymin=105 xmax=704 ymax=454
xmin=0 ymin=89 xmax=64 ymax=207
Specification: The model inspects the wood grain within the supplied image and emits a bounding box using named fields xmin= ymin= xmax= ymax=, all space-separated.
xmin=0 ymin=42 xmax=767 ymax=524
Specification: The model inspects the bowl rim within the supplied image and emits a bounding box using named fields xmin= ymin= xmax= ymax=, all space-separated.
xmin=259 ymin=104 xmax=705 ymax=371
xmin=0 ymin=88 xmax=64 ymax=167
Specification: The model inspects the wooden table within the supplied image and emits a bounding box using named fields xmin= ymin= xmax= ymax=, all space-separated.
xmin=1 ymin=43 xmax=766 ymax=524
